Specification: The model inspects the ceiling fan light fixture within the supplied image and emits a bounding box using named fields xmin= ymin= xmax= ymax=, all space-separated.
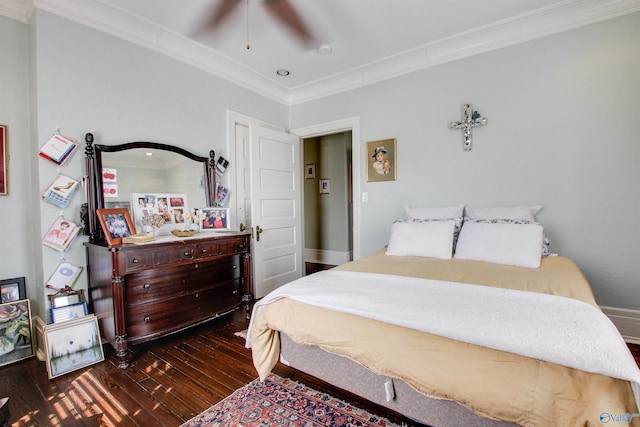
xmin=317 ymin=44 xmax=333 ymax=55
xmin=276 ymin=69 xmax=290 ymax=76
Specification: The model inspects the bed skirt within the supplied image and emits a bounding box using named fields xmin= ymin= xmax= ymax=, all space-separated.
xmin=280 ymin=333 xmax=518 ymax=427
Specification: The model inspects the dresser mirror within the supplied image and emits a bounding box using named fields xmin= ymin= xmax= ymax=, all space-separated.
xmin=84 ymin=134 xmax=216 ymax=243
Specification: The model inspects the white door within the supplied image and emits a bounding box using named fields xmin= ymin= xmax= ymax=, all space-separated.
xmin=246 ymin=125 xmax=303 ymax=298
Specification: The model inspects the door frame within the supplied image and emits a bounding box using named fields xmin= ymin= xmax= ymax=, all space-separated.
xmin=292 ymin=117 xmax=361 ymax=261
xmin=226 ymin=111 xmax=362 ymax=261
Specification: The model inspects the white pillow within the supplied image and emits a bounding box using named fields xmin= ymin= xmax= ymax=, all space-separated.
xmin=386 ymin=220 xmax=455 ymax=259
xmin=404 ymin=204 xmax=464 ymax=220
xmin=464 ymin=205 xmax=542 ymax=221
xmin=454 ymin=221 xmax=543 ymax=268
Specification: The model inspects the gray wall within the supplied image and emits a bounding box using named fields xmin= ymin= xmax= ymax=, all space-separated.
xmin=291 ymin=12 xmax=640 ymax=310
xmin=0 ymin=15 xmax=40 ymax=307
xmin=1 ymin=9 xmax=638 ymax=317
xmin=2 ymin=10 xmax=288 ymax=319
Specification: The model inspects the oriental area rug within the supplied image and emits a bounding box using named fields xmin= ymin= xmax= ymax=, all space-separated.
xmin=181 ymin=373 xmax=403 ymax=427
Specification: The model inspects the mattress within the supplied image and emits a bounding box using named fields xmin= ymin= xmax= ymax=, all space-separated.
xmin=248 ymin=251 xmax=640 ymax=426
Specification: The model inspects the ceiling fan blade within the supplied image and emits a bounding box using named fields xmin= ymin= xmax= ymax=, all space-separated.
xmin=263 ymin=0 xmax=315 ymax=46
xmin=202 ymin=0 xmax=242 ymax=31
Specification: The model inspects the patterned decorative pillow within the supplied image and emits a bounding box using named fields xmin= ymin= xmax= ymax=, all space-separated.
xmin=464 ymin=205 xmax=542 ymax=222
xmin=463 ymin=218 xmax=554 ymax=257
xmin=404 ymin=204 xmax=465 ymax=220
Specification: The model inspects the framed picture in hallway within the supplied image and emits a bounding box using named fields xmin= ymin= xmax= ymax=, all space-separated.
xmin=319 ymin=179 xmax=330 ymax=194
xmin=305 ymin=164 xmax=316 ymax=179
xmin=366 ymin=138 xmax=397 ymax=182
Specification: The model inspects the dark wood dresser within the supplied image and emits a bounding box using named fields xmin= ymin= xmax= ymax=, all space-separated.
xmin=85 ymin=231 xmax=251 ymax=368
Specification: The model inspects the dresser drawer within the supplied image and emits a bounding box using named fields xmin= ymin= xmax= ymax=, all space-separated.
xmin=125 ymin=257 xmax=241 ymax=304
xmin=195 ymin=236 xmax=248 ymax=259
xmin=122 ymin=244 xmax=194 ymax=273
xmin=125 ymin=279 xmax=241 ymax=343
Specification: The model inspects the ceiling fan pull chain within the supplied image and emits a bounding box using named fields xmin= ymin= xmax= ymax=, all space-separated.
xmin=246 ymin=0 xmax=251 ymax=49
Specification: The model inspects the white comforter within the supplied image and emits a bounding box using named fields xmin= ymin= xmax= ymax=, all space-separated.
xmin=248 ymin=269 xmax=640 ymax=408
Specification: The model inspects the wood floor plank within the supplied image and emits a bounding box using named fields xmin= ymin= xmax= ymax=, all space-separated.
xmin=142 ymin=350 xmax=219 ymax=408
xmin=133 ymin=352 xmax=210 ymax=420
xmin=151 ymin=344 xmax=234 ymax=400
xmin=2 ymin=306 xmax=638 ymax=427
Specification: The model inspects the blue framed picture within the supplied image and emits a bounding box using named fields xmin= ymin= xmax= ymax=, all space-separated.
xmin=50 ymin=301 xmax=88 ymax=324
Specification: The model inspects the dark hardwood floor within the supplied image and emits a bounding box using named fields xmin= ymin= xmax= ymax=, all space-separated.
xmin=0 ymin=305 xmax=419 ymax=427
xmin=2 ymin=261 xmax=639 ymax=427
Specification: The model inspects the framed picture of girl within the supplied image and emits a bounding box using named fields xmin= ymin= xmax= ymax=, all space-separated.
xmin=366 ymin=138 xmax=397 ymax=182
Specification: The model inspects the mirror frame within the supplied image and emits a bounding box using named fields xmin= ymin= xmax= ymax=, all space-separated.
xmin=83 ymin=133 xmax=216 ymax=243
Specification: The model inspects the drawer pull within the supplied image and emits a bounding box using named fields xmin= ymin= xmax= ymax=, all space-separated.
xmin=237 ymin=243 xmax=246 ymax=250
xmin=232 ymin=265 xmax=237 ymax=270
xmin=201 ymin=248 xmax=208 ymax=253
xmin=183 ymin=251 xmax=191 ymax=257
xmin=132 ymin=258 xmax=140 ymax=264
xmin=232 ymin=290 xmax=239 ymax=295
xmin=143 ymin=283 xmax=151 ymax=289
xmin=144 ymin=316 xmax=150 ymax=323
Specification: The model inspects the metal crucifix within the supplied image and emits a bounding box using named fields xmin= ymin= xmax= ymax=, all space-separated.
xmin=449 ymin=104 xmax=488 ymax=151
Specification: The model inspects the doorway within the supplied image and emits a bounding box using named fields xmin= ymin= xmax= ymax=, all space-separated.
xmin=302 ymin=132 xmax=353 ymax=268
xmin=292 ymin=117 xmax=362 ymax=262
xmin=227 ymin=112 xmax=361 ymax=296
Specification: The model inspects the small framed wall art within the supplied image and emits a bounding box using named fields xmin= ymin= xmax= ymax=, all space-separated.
xmin=44 ymin=314 xmax=104 ymax=379
xmin=305 ymin=164 xmax=316 ymax=179
xmin=366 ymin=138 xmax=397 ymax=182
xmin=48 ymin=288 xmax=85 ymax=309
xmin=0 ymin=277 xmax=26 ymax=303
xmin=50 ymin=301 xmax=88 ymax=323
xmin=319 ymin=179 xmax=330 ymax=194
xmin=0 ymin=299 xmax=34 ymax=368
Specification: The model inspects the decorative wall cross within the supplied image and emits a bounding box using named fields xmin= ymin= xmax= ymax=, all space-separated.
xmin=449 ymin=104 xmax=488 ymax=151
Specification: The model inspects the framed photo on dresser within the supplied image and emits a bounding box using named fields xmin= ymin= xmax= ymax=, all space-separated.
xmin=130 ymin=192 xmax=189 ymax=235
xmin=200 ymin=207 xmax=230 ymax=230
xmin=96 ymin=208 xmax=136 ymax=247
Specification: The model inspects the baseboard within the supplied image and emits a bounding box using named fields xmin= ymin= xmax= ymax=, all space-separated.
xmin=602 ymin=306 xmax=640 ymax=344
xmin=305 ymin=249 xmax=352 ymax=266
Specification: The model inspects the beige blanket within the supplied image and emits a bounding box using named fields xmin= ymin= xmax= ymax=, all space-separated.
xmin=249 ymin=252 xmax=640 ymax=426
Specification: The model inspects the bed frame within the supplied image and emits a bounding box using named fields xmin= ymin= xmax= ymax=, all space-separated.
xmin=280 ymin=333 xmax=519 ymax=427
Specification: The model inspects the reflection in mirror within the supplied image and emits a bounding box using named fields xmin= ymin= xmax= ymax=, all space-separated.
xmin=101 ymin=148 xmax=207 ymax=215
xmin=83 ymin=135 xmax=216 ymax=243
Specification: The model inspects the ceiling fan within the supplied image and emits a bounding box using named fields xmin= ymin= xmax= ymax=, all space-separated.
xmin=200 ymin=0 xmax=315 ymax=49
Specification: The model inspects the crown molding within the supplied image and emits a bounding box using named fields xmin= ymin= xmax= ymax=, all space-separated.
xmin=287 ymin=0 xmax=640 ymax=105
xmin=4 ymin=0 xmax=640 ymax=106
xmin=0 ymin=0 xmax=34 ymax=23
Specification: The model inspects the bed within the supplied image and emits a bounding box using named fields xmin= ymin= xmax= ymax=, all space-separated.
xmin=246 ymin=205 xmax=640 ymax=426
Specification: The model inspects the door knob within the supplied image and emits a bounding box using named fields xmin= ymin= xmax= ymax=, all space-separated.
xmin=256 ymin=225 xmax=263 ymax=242
xmin=239 ymin=223 xmax=246 ymax=232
